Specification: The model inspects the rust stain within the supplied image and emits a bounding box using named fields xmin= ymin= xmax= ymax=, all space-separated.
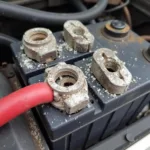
xmin=99 ymin=25 xmax=144 ymax=44
xmin=100 ymin=28 xmax=129 ymax=42
xmin=128 ymin=33 xmax=144 ymax=44
xmin=25 ymin=111 xmax=47 ymax=150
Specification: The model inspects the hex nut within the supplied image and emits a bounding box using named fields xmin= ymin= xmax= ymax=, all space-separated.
xmin=23 ymin=28 xmax=57 ymax=63
xmin=63 ymin=20 xmax=95 ymax=53
xmin=91 ymin=48 xmax=132 ymax=94
xmin=45 ymin=62 xmax=89 ymax=114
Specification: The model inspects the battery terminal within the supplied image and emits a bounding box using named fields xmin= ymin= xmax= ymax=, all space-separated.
xmin=45 ymin=62 xmax=89 ymax=114
xmin=91 ymin=48 xmax=132 ymax=94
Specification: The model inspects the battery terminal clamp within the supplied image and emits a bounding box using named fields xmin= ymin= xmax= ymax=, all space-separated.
xmin=91 ymin=48 xmax=132 ymax=94
xmin=45 ymin=62 xmax=89 ymax=114
xmin=23 ymin=28 xmax=58 ymax=63
xmin=63 ymin=20 xmax=95 ymax=53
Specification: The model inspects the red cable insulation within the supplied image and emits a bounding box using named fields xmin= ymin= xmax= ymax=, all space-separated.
xmin=0 ymin=82 xmax=53 ymax=127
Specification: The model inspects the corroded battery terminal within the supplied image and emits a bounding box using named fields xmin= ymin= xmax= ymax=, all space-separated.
xmin=63 ymin=20 xmax=94 ymax=53
xmin=91 ymin=48 xmax=132 ymax=94
xmin=45 ymin=62 xmax=89 ymax=114
xmin=23 ymin=28 xmax=57 ymax=63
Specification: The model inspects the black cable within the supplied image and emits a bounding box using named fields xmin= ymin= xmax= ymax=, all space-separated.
xmin=0 ymin=0 xmax=108 ymax=26
xmin=10 ymin=0 xmax=42 ymax=5
xmin=71 ymin=0 xmax=87 ymax=11
xmin=71 ymin=0 xmax=96 ymax=24
xmin=0 ymin=33 xmax=18 ymax=46
xmin=105 ymin=0 xmax=130 ymax=13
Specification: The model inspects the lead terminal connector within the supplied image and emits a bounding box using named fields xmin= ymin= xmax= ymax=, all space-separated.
xmin=91 ymin=48 xmax=132 ymax=94
xmin=45 ymin=62 xmax=89 ymax=114
xmin=63 ymin=20 xmax=95 ymax=53
xmin=23 ymin=28 xmax=57 ymax=63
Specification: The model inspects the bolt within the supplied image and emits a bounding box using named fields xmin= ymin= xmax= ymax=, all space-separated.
xmin=111 ymin=20 xmax=126 ymax=30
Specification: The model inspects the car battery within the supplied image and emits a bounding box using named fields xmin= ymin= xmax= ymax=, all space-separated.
xmin=11 ymin=20 xmax=150 ymax=150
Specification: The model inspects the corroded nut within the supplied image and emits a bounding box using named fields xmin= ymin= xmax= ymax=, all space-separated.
xmin=45 ymin=62 xmax=89 ymax=114
xmin=63 ymin=20 xmax=95 ymax=53
xmin=91 ymin=48 xmax=132 ymax=94
xmin=23 ymin=28 xmax=57 ymax=63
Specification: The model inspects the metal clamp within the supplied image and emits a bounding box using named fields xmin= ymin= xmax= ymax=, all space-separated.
xmin=91 ymin=48 xmax=132 ymax=94
xmin=45 ymin=62 xmax=89 ymax=114
xmin=63 ymin=20 xmax=94 ymax=53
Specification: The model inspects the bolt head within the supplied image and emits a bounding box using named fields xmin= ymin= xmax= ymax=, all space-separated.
xmin=111 ymin=20 xmax=126 ymax=30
